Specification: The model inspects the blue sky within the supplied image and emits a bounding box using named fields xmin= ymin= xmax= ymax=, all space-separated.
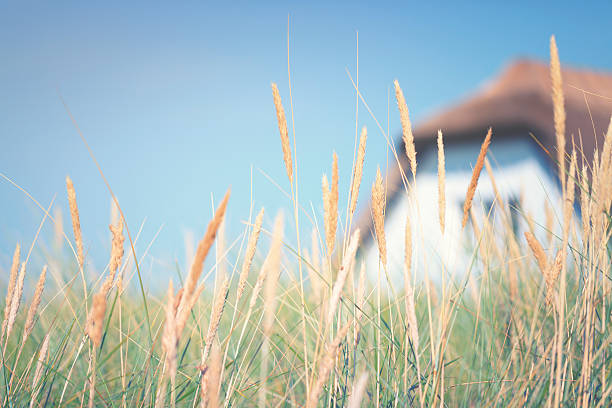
xmin=2 ymin=1 xmax=612 ymax=274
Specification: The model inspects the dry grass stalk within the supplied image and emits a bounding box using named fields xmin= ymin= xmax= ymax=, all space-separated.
xmin=564 ymin=149 xmax=577 ymax=232
xmin=545 ymin=251 xmax=563 ymax=305
xmin=579 ymin=166 xmax=590 ymax=242
xmin=66 ymin=176 xmax=84 ymax=268
xmin=271 ymin=83 xmax=293 ymax=183
xmin=200 ymin=342 xmax=222 ymax=408
xmin=404 ymin=217 xmax=419 ymax=351
xmin=248 ymin=251 xmax=270 ymax=312
xmin=101 ymin=217 xmax=125 ymax=296
xmin=162 ymin=283 xmax=177 ymax=371
xmin=173 ymin=288 xmax=184 ymax=316
xmin=462 ymin=128 xmax=492 ymax=229
xmin=484 ymin=158 xmax=505 ymax=216
xmin=437 ymin=130 xmax=446 ymax=233
xmin=177 ymin=190 xmax=230 ymax=335
xmin=157 ymin=281 xmax=177 ymax=408
xmin=322 ymin=176 xmax=331 ymax=250
xmin=306 ymin=321 xmax=352 ymax=408
xmin=216 ymin=218 xmax=227 ymax=287
xmin=202 ymin=277 xmax=230 ymax=364
xmin=525 ymin=231 xmax=549 ymax=274
xmin=28 ymin=333 xmax=50 ymax=408
xmin=354 ymin=262 xmax=366 ymax=347
xmin=322 ymin=153 xmax=339 ymax=254
xmin=346 ymin=372 xmax=368 ymax=408
xmin=349 ymin=126 xmax=368 ymax=216
xmin=371 ymin=167 xmax=387 ymax=267
xmin=2 ymin=244 xmax=20 ymax=338
xmin=236 ymin=208 xmax=264 ymax=303
xmin=6 ymin=262 xmax=26 ymax=341
xmin=258 ymin=214 xmax=284 ymax=407
xmin=597 ymin=119 xmax=612 ymax=218
xmin=404 ymin=216 xmax=412 ymax=282
xmin=601 ymin=116 xmax=612 ymax=177
xmin=23 ymin=265 xmax=47 ymax=341
xmin=87 ymin=291 xmax=107 ymax=408
xmin=550 ymin=35 xmax=566 ymax=190
xmin=394 ymin=80 xmax=417 ymax=179
xmin=327 ymin=229 xmax=360 ymax=328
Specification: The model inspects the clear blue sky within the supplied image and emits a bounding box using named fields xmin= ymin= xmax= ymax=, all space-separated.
xmin=2 ymin=1 xmax=612 ymax=273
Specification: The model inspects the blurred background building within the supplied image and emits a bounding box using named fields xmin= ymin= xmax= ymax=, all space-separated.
xmin=359 ymin=60 xmax=612 ymax=282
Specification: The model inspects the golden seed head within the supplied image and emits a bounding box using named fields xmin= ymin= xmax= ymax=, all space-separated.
xmin=66 ymin=176 xmax=84 ymax=269
xmin=271 ymin=83 xmax=293 ymax=183
xmin=462 ymin=128 xmax=492 ymax=229
xmin=371 ymin=167 xmax=387 ymax=267
xmin=394 ymin=80 xmax=417 ymax=179
xmin=349 ymin=126 xmax=367 ymax=216
xmin=87 ymin=293 xmax=107 ymax=347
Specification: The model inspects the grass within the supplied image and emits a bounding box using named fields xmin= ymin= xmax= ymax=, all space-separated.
xmin=1 ymin=36 xmax=611 ymax=407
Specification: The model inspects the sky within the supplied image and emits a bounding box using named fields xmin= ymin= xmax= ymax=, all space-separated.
xmin=2 ymin=1 xmax=612 ymax=278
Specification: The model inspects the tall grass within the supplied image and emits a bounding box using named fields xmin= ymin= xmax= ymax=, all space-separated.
xmin=1 ymin=37 xmax=611 ymax=407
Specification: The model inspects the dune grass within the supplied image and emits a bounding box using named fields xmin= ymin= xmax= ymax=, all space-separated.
xmin=1 ymin=36 xmax=611 ymax=407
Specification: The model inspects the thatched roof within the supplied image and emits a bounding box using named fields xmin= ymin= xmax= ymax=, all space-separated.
xmin=358 ymin=59 xmax=612 ymax=239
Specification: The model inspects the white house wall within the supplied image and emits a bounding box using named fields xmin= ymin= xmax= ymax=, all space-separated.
xmin=362 ymin=137 xmax=565 ymax=286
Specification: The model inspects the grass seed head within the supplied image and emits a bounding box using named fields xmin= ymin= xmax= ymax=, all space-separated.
xmin=66 ymin=176 xmax=84 ymax=269
xmin=462 ymin=128 xmax=492 ymax=228
xmin=271 ymin=83 xmax=293 ymax=183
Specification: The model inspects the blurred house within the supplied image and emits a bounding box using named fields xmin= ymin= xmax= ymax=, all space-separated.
xmin=359 ymin=59 xmax=612 ymax=283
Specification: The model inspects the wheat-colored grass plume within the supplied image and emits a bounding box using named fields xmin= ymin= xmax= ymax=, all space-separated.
xmin=322 ymin=153 xmax=339 ymax=254
xmin=6 ymin=262 xmax=26 ymax=341
xmin=102 ymin=217 xmax=125 ymax=296
xmin=202 ymin=277 xmax=230 ymax=364
xmin=462 ymin=127 xmax=492 ymax=228
xmin=271 ymin=83 xmax=293 ymax=183
xmin=563 ymin=149 xmax=577 ymax=241
xmin=525 ymin=231 xmax=549 ymax=274
xmin=349 ymin=126 xmax=367 ymax=216
xmin=201 ymin=341 xmax=222 ymax=408
xmin=158 ymin=281 xmax=177 ymax=408
xmin=66 ymin=176 xmax=84 ymax=269
xmin=437 ymin=130 xmax=446 ymax=233
xmin=550 ymin=35 xmax=566 ymax=190
xmin=2 ymin=243 xmax=20 ymax=339
xmin=236 ymin=208 xmax=264 ymax=303
xmin=86 ymin=291 xmax=106 ymax=408
xmin=87 ymin=293 xmax=106 ymax=347
xmin=177 ymin=189 xmax=230 ymax=335
xmin=404 ymin=217 xmax=418 ymax=351
xmin=394 ymin=80 xmax=417 ymax=179
xmin=372 ymin=167 xmax=387 ymax=267
xmin=545 ymin=250 xmax=563 ymax=305
xmin=22 ymin=265 xmax=47 ymax=342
